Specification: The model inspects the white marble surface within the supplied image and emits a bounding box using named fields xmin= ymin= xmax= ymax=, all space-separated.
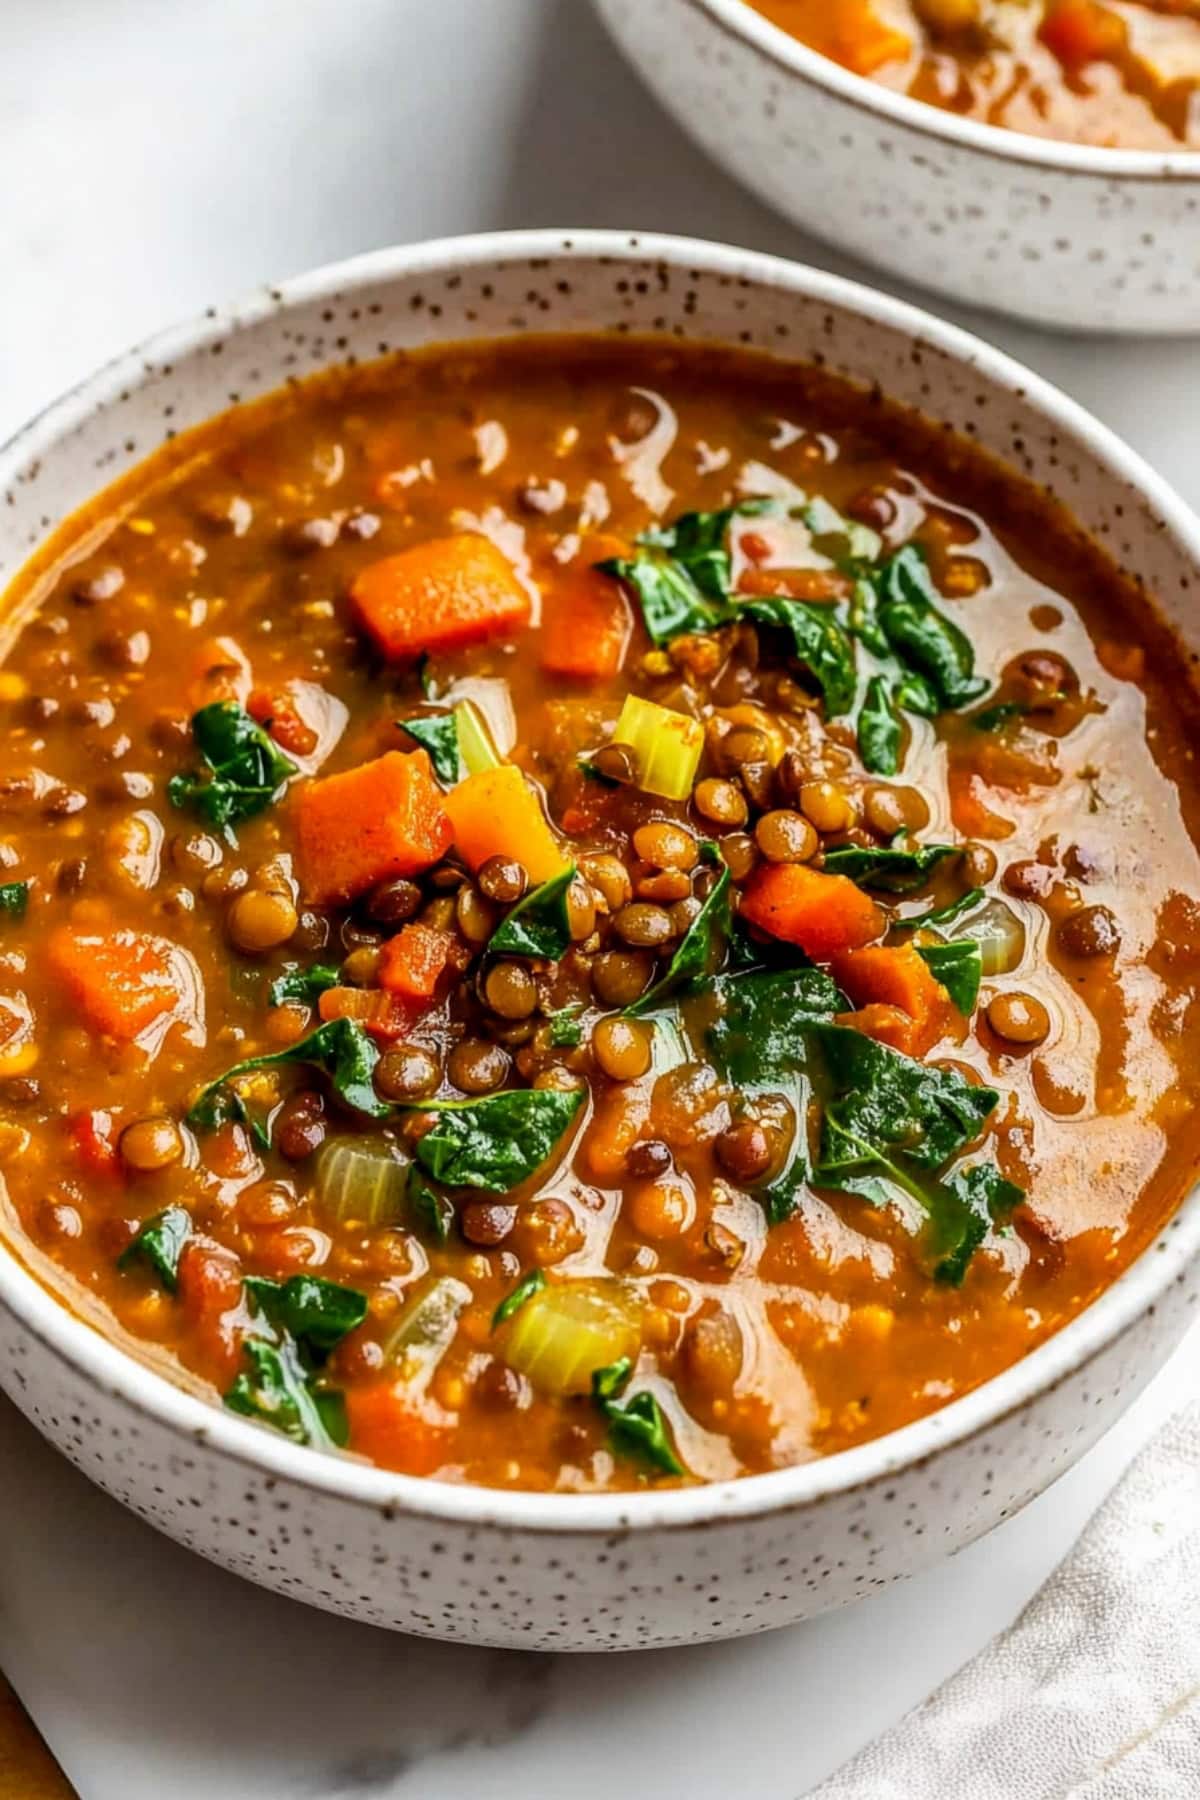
xmin=0 ymin=2 xmax=1198 ymax=1794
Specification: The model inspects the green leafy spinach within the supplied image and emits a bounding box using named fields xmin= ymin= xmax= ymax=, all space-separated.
xmin=0 ymin=881 xmax=29 ymax=920
xmin=406 ymin=1086 xmax=585 ymax=1194
xmin=188 ymin=1018 xmax=389 ymax=1135
xmin=269 ymin=964 xmax=340 ymax=1008
xmin=625 ymin=866 xmax=731 ymax=1017
xmin=118 ymin=1205 xmax=193 ymax=1292
xmin=168 ymin=701 xmax=297 ymax=831
xmin=398 ymin=712 xmax=461 ymax=784
xmin=487 ymin=864 xmax=576 ymax=961
xmin=492 ymin=1268 xmax=547 ymax=1328
xmin=592 ymin=1358 xmax=684 ymax=1476
xmin=822 ymin=840 xmax=958 ymax=893
xmin=916 ymin=940 xmax=983 ymax=1016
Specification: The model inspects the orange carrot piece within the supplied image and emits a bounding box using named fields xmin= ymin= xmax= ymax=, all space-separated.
xmin=832 ymin=943 xmax=953 ymax=1057
xmin=47 ymin=926 xmax=183 ymax=1041
xmin=378 ymin=923 xmax=456 ymax=1003
xmin=948 ymin=766 xmax=1015 ymax=841
xmin=344 ymin=1382 xmax=453 ymax=1476
xmin=739 ymin=863 xmax=884 ymax=960
xmin=444 ymin=764 xmax=567 ymax=885
xmin=350 ymin=532 xmax=531 ymax=662
xmin=1040 ymin=0 xmax=1124 ymax=65
xmin=318 ymin=985 xmax=411 ymax=1042
xmin=835 ymin=0 xmax=911 ymax=72
xmin=68 ymin=1108 xmax=123 ymax=1177
xmin=540 ymin=565 xmax=632 ymax=680
xmin=295 ymin=750 xmax=451 ymax=907
xmin=248 ymin=683 xmax=319 ymax=757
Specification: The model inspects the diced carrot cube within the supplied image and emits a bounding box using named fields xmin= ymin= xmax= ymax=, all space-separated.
xmin=540 ymin=564 xmax=632 ymax=680
xmin=378 ymin=923 xmax=456 ymax=1004
xmin=318 ymin=985 xmax=411 ymax=1042
xmin=344 ymin=1381 xmax=453 ymax=1476
xmin=47 ymin=926 xmax=184 ymax=1041
xmin=68 ymin=1108 xmax=123 ymax=1177
xmin=295 ymin=750 xmax=451 ymax=907
xmin=350 ymin=533 xmax=531 ymax=662
xmin=739 ymin=863 xmax=884 ymax=960
xmin=832 ymin=943 xmax=953 ymax=1057
xmin=443 ymin=764 xmax=567 ymax=885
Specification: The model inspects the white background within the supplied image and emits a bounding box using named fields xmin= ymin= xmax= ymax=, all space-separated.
xmin=0 ymin=2 xmax=1196 ymax=1794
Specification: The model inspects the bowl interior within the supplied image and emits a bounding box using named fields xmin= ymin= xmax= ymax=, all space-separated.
xmin=689 ymin=0 xmax=1200 ymax=176
xmin=3 ymin=228 xmax=1199 ymax=1529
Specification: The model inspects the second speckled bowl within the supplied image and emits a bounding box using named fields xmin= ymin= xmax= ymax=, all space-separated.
xmin=594 ymin=0 xmax=1200 ymax=335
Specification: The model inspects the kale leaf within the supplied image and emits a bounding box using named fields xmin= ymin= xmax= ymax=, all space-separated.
xmin=0 ymin=881 xmax=29 ymax=920
xmin=626 ymin=866 xmax=731 ymax=1016
xmin=397 ymin=712 xmax=461 ymax=784
xmin=168 ymin=701 xmax=297 ymax=831
xmin=118 ymin=1205 xmax=193 ymax=1292
xmin=916 ymin=940 xmax=983 ymax=1015
xmin=592 ymin=1358 xmax=685 ymax=1476
xmin=492 ymin=1267 xmax=547 ymax=1328
xmin=739 ymin=598 xmax=857 ymax=717
xmin=406 ymin=1086 xmax=585 ymax=1193
xmin=188 ymin=1018 xmax=389 ymax=1132
xmin=269 ymin=964 xmax=340 ymax=1008
xmin=856 ymin=674 xmax=902 ymax=776
xmin=487 ymin=864 xmax=577 ymax=960
xmin=875 ymin=545 xmax=988 ymax=710
xmin=822 ymin=840 xmax=958 ymax=893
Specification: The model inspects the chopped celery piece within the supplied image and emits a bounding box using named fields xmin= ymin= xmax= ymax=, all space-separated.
xmin=313 ymin=1138 xmax=410 ymax=1226
xmin=381 ymin=1276 xmax=472 ymax=1390
xmin=611 ymin=693 xmax=703 ymax=801
xmin=502 ymin=1279 xmax=642 ymax=1396
xmin=454 ymin=699 xmax=503 ymax=776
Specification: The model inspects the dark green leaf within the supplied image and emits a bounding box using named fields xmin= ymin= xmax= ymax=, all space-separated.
xmin=933 ymin=1164 xmax=1025 ymax=1286
xmin=902 ymin=887 xmax=985 ymax=931
xmin=591 ymin=1359 xmax=684 ymax=1476
xmin=761 ymin=1148 xmax=809 ymax=1226
xmin=398 ymin=712 xmax=460 ymax=784
xmin=242 ymin=1274 xmax=367 ymax=1361
xmin=848 ymin=576 xmax=889 ymax=656
xmin=0 ymin=881 xmax=28 ymax=920
xmin=224 ymin=1338 xmax=345 ymax=1449
xmin=269 ymin=964 xmax=340 ymax=1007
xmin=739 ymin=598 xmax=857 ymax=717
xmin=168 ymin=701 xmax=297 ymax=830
xmin=697 ymin=838 xmax=722 ymax=865
xmin=598 ymin=505 xmax=758 ymax=643
xmin=916 ymin=940 xmax=982 ymax=1016
xmin=822 ymin=840 xmax=958 ymax=893
xmin=547 ymin=1005 xmax=584 ymax=1048
xmin=857 ymin=675 xmax=901 ymax=776
xmin=407 ymin=1086 xmax=585 ymax=1194
xmin=894 ymin=669 xmax=940 ymax=718
xmin=876 ymin=546 xmax=987 ymax=709
xmin=705 ymin=966 xmax=844 ymax=1086
xmin=625 ymin=866 xmax=731 ymax=1016
xmin=188 ymin=1018 xmax=389 ymax=1132
xmin=492 ymin=1267 xmax=547 ymax=1328
xmin=409 ymin=1171 xmax=453 ymax=1245
xmin=118 ymin=1205 xmax=193 ymax=1292
xmin=810 ymin=1023 xmax=997 ymax=1173
xmin=487 ymin=864 xmax=576 ymax=961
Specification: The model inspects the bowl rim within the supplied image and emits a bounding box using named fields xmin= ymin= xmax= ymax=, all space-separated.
xmin=3 ymin=225 xmax=1200 ymax=1536
xmin=684 ymin=0 xmax=1200 ymax=179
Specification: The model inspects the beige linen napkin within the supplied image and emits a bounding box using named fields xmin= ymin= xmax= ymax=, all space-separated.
xmin=810 ymin=1397 xmax=1200 ymax=1798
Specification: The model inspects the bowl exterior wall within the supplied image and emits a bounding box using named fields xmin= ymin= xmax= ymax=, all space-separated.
xmin=1 ymin=231 xmax=1198 ymax=1647
xmin=0 ymin=1262 xmax=1194 ymax=1648
xmin=594 ymin=0 xmax=1200 ymax=335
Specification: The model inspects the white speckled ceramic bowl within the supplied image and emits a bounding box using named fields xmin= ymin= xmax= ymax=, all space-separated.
xmin=594 ymin=0 xmax=1200 ymax=335
xmin=1 ymin=231 xmax=1199 ymax=1651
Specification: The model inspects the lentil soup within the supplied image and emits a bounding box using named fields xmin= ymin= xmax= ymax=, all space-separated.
xmin=2 ymin=336 xmax=1198 ymax=1494
xmin=750 ymin=0 xmax=1200 ymax=149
